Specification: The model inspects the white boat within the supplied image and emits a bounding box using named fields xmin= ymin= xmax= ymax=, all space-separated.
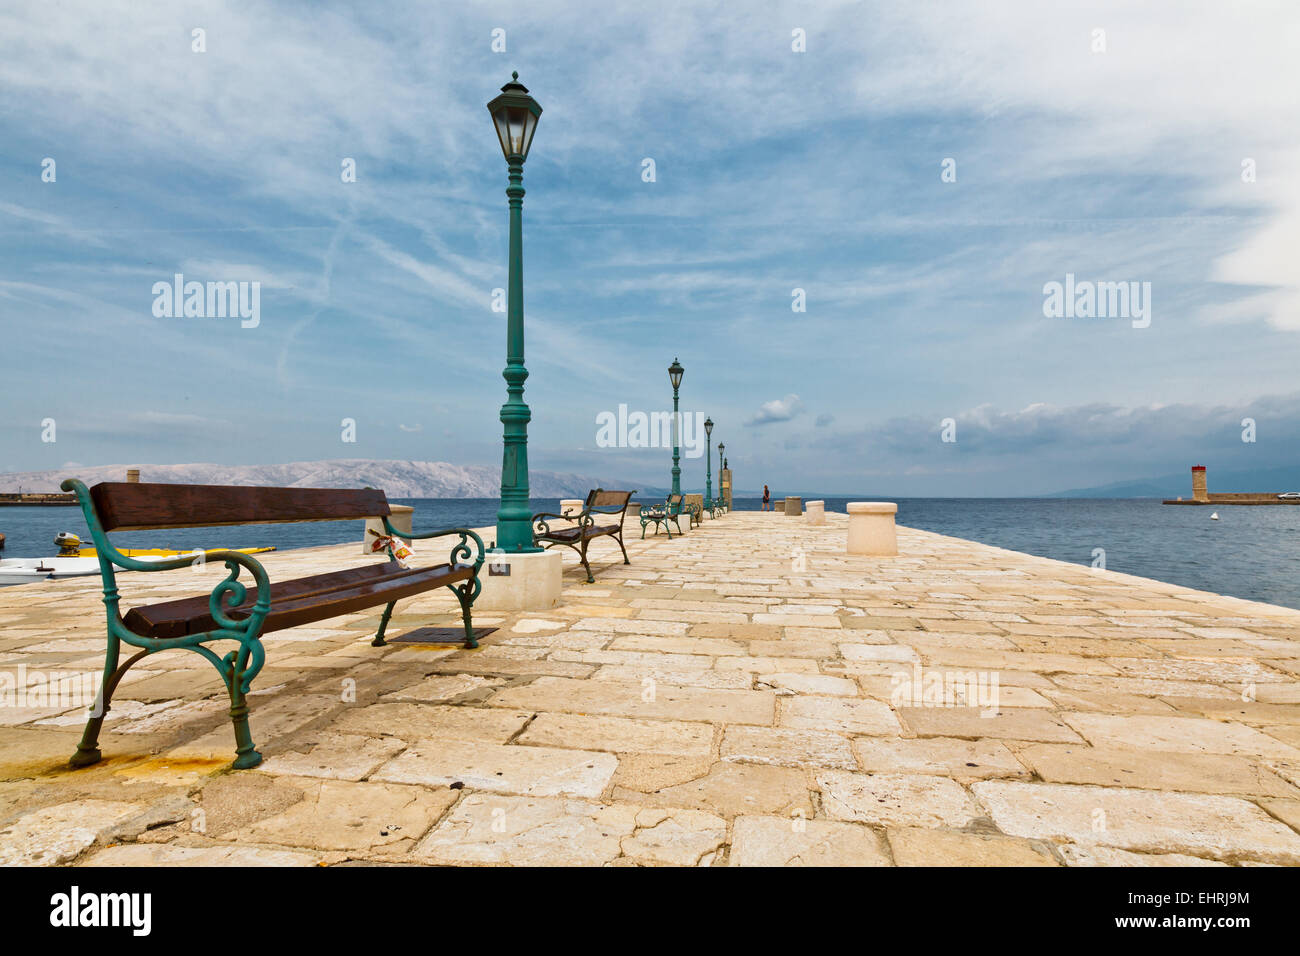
xmin=0 ymin=532 xmax=276 ymax=586
xmin=1210 ymin=512 xmax=1220 ymax=520
xmin=0 ymin=556 xmax=103 ymax=585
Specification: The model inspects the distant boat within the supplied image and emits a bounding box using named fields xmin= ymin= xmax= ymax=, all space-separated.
xmin=0 ymin=556 xmax=109 ymax=585
xmin=0 ymin=533 xmax=276 ymax=586
xmin=1210 ymin=512 xmax=1220 ymax=520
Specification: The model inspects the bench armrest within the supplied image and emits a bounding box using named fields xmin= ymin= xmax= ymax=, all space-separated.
xmin=532 ymin=510 xmax=594 ymax=537
xmin=380 ymin=516 xmax=485 ymax=573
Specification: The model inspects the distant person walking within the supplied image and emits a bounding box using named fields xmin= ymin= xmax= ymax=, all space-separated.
xmin=762 ymin=484 xmax=771 ymax=511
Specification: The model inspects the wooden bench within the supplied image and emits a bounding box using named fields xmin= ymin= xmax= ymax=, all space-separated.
xmin=640 ymin=493 xmax=697 ymax=538
xmin=532 ymin=489 xmax=634 ymax=583
xmin=59 ymin=478 xmax=484 ymax=770
xmin=683 ymin=493 xmax=705 ymax=528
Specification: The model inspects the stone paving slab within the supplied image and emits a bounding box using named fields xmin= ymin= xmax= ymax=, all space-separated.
xmin=3 ymin=511 xmax=1300 ymax=865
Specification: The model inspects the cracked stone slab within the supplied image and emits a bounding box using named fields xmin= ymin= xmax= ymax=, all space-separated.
xmin=897 ymin=707 xmax=1083 ymax=743
xmin=1061 ymin=712 xmax=1300 ymax=759
xmin=779 ymin=696 xmax=902 ymax=735
xmin=0 ymin=800 xmax=140 ymax=866
xmin=517 ymin=713 xmax=713 ymax=756
xmin=1057 ymin=844 xmax=1228 ymax=867
xmin=722 ymin=726 xmax=856 ymax=770
xmin=380 ymin=674 xmax=506 ymax=703
xmin=372 ymin=739 xmax=617 ymax=797
xmin=333 ymin=703 xmax=532 ymax=743
xmin=730 ymin=816 xmax=890 ymax=866
xmin=1016 ymin=742 xmax=1299 ymax=797
xmin=852 ymin=736 xmax=1028 ymax=781
xmin=589 ymin=665 xmax=754 ymax=689
xmin=414 ymin=794 xmax=639 ymax=865
xmin=260 ymin=733 xmax=408 ymax=781
xmin=81 ymin=843 xmax=320 ymax=866
xmin=887 ymin=827 xmax=1058 ymax=866
xmin=487 ymin=676 xmax=775 ymax=725
xmin=236 ymin=778 xmax=457 ymax=854
xmin=619 ymin=807 xmax=727 ymax=865
xmin=973 ymin=781 xmax=1300 ymax=864
xmin=817 ymin=771 xmax=981 ymax=828
xmin=623 ymin=761 xmax=814 ymax=819
xmin=755 ymin=673 xmax=859 ymax=696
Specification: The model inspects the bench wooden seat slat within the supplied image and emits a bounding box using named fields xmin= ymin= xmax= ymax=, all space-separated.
xmin=124 ymin=560 xmax=473 ymax=638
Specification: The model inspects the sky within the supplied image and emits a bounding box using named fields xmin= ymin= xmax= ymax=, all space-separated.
xmin=2 ymin=0 xmax=1299 ymax=496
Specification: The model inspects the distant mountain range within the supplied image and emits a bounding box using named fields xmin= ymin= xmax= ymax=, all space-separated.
xmin=0 ymin=460 xmax=665 ymax=499
xmin=1048 ymin=465 xmax=1300 ymax=498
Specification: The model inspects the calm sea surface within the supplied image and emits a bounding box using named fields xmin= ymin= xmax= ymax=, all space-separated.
xmin=3 ymin=496 xmax=1298 ymax=610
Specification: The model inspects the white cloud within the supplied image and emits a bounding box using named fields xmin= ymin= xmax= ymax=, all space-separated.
xmin=748 ymin=394 xmax=804 ymax=426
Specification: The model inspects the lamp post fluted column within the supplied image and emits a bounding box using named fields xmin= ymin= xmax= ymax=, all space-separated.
xmin=496 ymin=156 xmax=538 ymax=552
xmin=704 ymin=417 xmax=714 ymax=510
xmin=668 ymin=359 xmax=684 ymax=512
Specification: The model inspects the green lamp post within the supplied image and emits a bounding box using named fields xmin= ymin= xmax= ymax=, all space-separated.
xmin=704 ymin=417 xmax=714 ymax=510
xmin=668 ymin=359 xmax=684 ymax=512
xmin=488 ymin=72 xmax=543 ymax=553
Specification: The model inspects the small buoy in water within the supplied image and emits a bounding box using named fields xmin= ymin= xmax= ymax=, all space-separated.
xmin=1210 ymin=512 xmax=1220 ymax=520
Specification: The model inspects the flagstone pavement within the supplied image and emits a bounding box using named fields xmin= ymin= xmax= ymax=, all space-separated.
xmin=3 ymin=510 xmax=1300 ymax=866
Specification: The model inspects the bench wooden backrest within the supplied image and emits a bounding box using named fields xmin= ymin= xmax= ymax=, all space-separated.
xmin=87 ymin=482 xmax=391 ymax=531
xmin=585 ymin=489 xmax=635 ymax=515
xmin=667 ymin=493 xmax=683 ymax=505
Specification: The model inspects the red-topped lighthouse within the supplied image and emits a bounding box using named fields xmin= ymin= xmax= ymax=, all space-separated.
xmin=1192 ymin=465 xmax=1208 ymax=502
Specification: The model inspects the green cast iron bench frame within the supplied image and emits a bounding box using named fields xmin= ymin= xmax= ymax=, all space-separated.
xmin=682 ymin=493 xmax=705 ymax=528
xmin=640 ymin=494 xmax=697 ymax=538
xmin=531 ymin=488 xmax=635 ymax=583
xmin=60 ymin=478 xmax=484 ymax=771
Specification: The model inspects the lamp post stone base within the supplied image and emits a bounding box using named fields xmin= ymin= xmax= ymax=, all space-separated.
xmin=475 ymin=549 xmax=563 ymax=611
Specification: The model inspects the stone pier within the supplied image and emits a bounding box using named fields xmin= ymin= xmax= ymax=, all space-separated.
xmin=2 ymin=512 xmax=1300 ymax=867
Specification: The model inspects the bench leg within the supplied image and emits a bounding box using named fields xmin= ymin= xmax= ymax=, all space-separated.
xmin=453 ymin=584 xmax=478 ymax=649
xmin=616 ymin=530 xmax=631 ymax=565
xmin=371 ymin=601 xmax=397 ymax=647
xmin=225 ymin=646 xmax=262 ymax=770
xmin=579 ymin=538 xmax=595 ymax=584
xmin=70 ymin=639 xmax=144 ymax=768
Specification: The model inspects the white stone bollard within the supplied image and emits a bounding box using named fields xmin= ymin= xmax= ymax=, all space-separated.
xmin=806 ymin=500 xmax=825 ymax=525
xmin=847 ymin=502 xmax=897 ymax=555
xmin=560 ymin=499 xmax=584 ymax=526
xmin=364 ymin=504 xmax=413 ymax=555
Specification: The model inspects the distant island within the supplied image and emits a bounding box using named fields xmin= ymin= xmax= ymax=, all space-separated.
xmin=0 ymin=460 xmax=665 ymax=499
xmin=1048 ymin=464 xmax=1300 ymax=499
